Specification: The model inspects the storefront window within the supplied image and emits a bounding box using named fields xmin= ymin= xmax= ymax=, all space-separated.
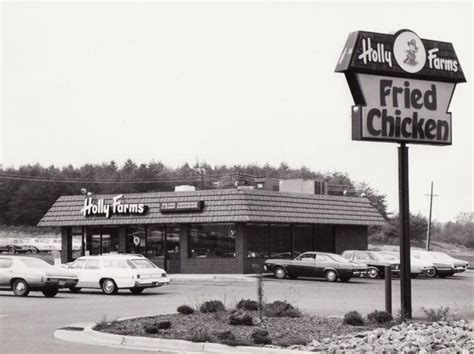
xmin=147 ymin=225 xmax=165 ymax=267
xmin=166 ymin=225 xmax=180 ymax=258
xmin=247 ymin=223 xmax=269 ymax=258
xmin=188 ymin=223 xmax=236 ymax=258
xmin=269 ymin=224 xmax=291 ymax=258
xmin=293 ymin=225 xmax=314 ymax=256
xmin=127 ymin=226 xmax=146 ymax=255
xmin=101 ymin=227 xmax=119 ymax=254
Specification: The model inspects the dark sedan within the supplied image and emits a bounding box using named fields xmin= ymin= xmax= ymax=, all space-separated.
xmin=264 ymin=251 xmax=365 ymax=282
xmin=342 ymin=250 xmax=400 ymax=279
xmin=0 ymin=244 xmax=25 ymax=255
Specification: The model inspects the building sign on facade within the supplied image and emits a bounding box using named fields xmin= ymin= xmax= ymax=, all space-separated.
xmin=159 ymin=201 xmax=204 ymax=213
xmin=81 ymin=194 xmax=148 ymax=218
xmin=335 ymin=29 xmax=465 ymax=146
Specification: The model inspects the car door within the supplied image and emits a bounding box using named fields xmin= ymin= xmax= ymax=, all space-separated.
xmin=0 ymin=258 xmax=14 ymax=288
xmin=77 ymin=259 xmax=102 ymax=288
xmin=291 ymin=253 xmax=316 ymax=277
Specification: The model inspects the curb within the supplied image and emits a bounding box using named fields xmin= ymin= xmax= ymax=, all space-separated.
xmin=55 ymin=320 xmax=313 ymax=353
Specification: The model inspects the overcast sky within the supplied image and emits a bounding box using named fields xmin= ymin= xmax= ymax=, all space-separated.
xmin=1 ymin=1 xmax=472 ymax=222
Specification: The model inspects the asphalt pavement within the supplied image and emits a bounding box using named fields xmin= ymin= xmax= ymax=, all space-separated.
xmin=0 ymin=271 xmax=473 ymax=354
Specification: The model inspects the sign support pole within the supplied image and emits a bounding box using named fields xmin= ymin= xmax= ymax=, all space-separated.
xmin=398 ymin=142 xmax=412 ymax=320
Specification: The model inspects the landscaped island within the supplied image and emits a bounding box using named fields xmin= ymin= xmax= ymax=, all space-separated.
xmin=94 ymin=300 xmax=474 ymax=352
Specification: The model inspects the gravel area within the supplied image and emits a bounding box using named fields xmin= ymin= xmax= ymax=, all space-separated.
xmin=290 ymin=320 xmax=474 ymax=352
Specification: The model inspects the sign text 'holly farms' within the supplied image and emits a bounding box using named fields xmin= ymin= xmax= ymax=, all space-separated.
xmin=352 ymin=74 xmax=454 ymax=144
xmin=81 ymin=194 xmax=147 ymax=218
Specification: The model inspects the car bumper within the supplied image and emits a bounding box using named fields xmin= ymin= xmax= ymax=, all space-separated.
xmin=352 ymin=269 xmax=368 ymax=277
xmin=133 ymin=278 xmax=170 ymax=288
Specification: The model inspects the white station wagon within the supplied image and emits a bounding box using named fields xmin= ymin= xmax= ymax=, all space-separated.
xmin=67 ymin=255 xmax=170 ymax=295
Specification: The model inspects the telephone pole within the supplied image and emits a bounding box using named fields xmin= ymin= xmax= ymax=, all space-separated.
xmin=425 ymin=181 xmax=439 ymax=251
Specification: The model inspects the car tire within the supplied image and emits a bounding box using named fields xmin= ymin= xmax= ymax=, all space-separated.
xmin=42 ymin=288 xmax=58 ymax=297
xmin=8 ymin=247 xmax=16 ymax=255
xmin=368 ymin=267 xmax=379 ymax=279
xmin=31 ymin=247 xmax=38 ymax=255
xmin=425 ymin=268 xmax=436 ymax=278
xmin=273 ymin=266 xmax=287 ymax=279
xmin=12 ymin=279 xmax=30 ymax=297
xmin=69 ymin=287 xmax=82 ymax=293
xmin=325 ymin=270 xmax=338 ymax=282
xmin=130 ymin=288 xmax=144 ymax=295
xmin=101 ymin=279 xmax=118 ymax=295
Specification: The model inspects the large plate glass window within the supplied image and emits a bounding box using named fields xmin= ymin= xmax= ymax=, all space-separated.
xmin=269 ymin=224 xmax=291 ymax=258
xmin=188 ymin=223 xmax=236 ymax=258
xmin=127 ymin=226 xmax=146 ymax=255
xmin=247 ymin=223 xmax=269 ymax=258
xmin=293 ymin=225 xmax=314 ymax=256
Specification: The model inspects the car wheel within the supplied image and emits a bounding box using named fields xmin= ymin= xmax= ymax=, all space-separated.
xmin=31 ymin=247 xmax=38 ymax=255
xmin=368 ymin=267 xmax=379 ymax=279
xmin=8 ymin=247 xmax=16 ymax=255
xmin=273 ymin=266 xmax=287 ymax=279
xmin=69 ymin=287 xmax=82 ymax=293
xmin=340 ymin=275 xmax=351 ymax=282
xmin=325 ymin=270 xmax=337 ymax=282
xmin=130 ymin=288 xmax=144 ymax=295
xmin=42 ymin=288 xmax=58 ymax=297
xmin=101 ymin=279 xmax=118 ymax=295
xmin=425 ymin=268 xmax=436 ymax=278
xmin=12 ymin=279 xmax=30 ymax=297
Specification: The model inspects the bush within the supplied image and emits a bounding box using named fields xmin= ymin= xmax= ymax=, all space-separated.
xmin=186 ymin=329 xmax=212 ymax=343
xmin=216 ymin=330 xmax=236 ymax=342
xmin=236 ymin=299 xmax=258 ymax=311
xmin=144 ymin=325 xmax=158 ymax=334
xmin=343 ymin=311 xmax=364 ymax=326
xmin=251 ymin=329 xmax=272 ymax=345
xmin=264 ymin=300 xmax=301 ymax=318
xmin=157 ymin=321 xmax=171 ymax=330
xmin=421 ymin=306 xmax=451 ymax=322
xmin=177 ymin=305 xmax=194 ymax=315
xmin=229 ymin=312 xmax=254 ymax=326
xmin=200 ymin=300 xmax=225 ymax=313
xmin=367 ymin=310 xmax=393 ymax=324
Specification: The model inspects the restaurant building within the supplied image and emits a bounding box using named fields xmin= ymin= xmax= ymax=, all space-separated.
xmin=38 ymin=189 xmax=385 ymax=273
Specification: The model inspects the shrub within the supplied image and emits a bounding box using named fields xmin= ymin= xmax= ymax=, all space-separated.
xmin=157 ymin=321 xmax=171 ymax=330
xmin=367 ymin=310 xmax=393 ymax=324
xmin=229 ymin=312 xmax=254 ymax=326
xmin=187 ymin=329 xmax=212 ymax=343
xmin=236 ymin=299 xmax=258 ymax=311
xmin=216 ymin=330 xmax=236 ymax=342
xmin=343 ymin=311 xmax=364 ymax=326
xmin=421 ymin=306 xmax=451 ymax=322
xmin=144 ymin=325 xmax=158 ymax=334
xmin=177 ymin=305 xmax=194 ymax=315
xmin=200 ymin=300 xmax=225 ymax=313
xmin=264 ymin=300 xmax=301 ymax=318
xmin=251 ymin=329 xmax=272 ymax=345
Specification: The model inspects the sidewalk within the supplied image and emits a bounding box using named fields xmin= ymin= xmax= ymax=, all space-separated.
xmin=168 ymin=274 xmax=257 ymax=282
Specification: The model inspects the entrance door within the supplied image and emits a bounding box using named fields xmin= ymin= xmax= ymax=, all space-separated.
xmin=85 ymin=227 xmax=119 ymax=256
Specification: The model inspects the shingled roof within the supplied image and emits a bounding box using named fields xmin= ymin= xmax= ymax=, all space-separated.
xmin=38 ymin=189 xmax=386 ymax=227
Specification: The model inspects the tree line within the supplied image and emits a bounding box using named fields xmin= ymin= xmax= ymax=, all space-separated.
xmin=0 ymin=160 xmax=387 ymax=226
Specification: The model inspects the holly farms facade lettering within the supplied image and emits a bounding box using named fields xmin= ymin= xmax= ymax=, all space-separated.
xmin=81 ymin=194 xmax=147 ymax=218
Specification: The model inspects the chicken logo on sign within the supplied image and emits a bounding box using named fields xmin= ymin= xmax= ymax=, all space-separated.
xmin=393 ymin=30 xmax=426 ymax=74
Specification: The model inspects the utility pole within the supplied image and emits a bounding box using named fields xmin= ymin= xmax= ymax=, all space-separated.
xmin=425 ymin=181 xmax=439 ymax=251
xmin=195 ymin=168 xmax=206 ymax=190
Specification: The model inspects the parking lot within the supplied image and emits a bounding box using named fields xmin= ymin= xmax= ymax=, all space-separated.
xmin=0 ymin=270 xmax=473 ymax=354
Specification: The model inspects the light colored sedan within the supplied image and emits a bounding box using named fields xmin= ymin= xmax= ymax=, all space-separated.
xmin=67 ymin=255 xmax=170 ymax=295
xmin=378 ymin=251 xmax=436 ymax=278
xmin=0 ymin=256 xmax=79 ymax=297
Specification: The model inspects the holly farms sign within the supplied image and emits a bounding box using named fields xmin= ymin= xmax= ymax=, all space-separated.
xmin=81 ymin=194 xmax=148 ymax=218
xmin=335 ymin=29 xmax=465 ymax=145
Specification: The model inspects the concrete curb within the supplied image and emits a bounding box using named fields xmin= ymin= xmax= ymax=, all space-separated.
xmin=169 ymin=274 xmax=258 ymax=283
xmin=54 ymin=320 xmax=313 ymax=353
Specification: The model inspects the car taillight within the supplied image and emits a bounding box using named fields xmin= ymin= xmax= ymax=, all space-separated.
xmin=162 ymin=273 xmax=167 ymax=278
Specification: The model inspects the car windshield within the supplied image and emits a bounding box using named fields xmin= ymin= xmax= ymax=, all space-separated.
xmin=130 ymin=259 xmax=156 ymax=269
xmin=328 ymin=254 xmax=351 ymax=263
xmin=20 ymin=258 xmax=51 ymax=268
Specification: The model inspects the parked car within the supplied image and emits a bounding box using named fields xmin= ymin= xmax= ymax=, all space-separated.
xmin=377 ymin=251 xmax=437 ymax=278
xmin=264 ymin=251 xmax=366 ymax=282
xmin=429 ymin=251 xmax=469 ymax=273
xmin=341 ymin=250 xmax=400 ymax=279
xmin=0 ymin=256 xmax=78 ymax=297
xmin=22 ymin=245 xmax=40 ymax=254
xmin=0 ymin=244 xmax=25 ymax=255
xmin=411 ymin=250 xmax=458 ymax=277
xmin=66 ymin=255 xmax=170 ymax=295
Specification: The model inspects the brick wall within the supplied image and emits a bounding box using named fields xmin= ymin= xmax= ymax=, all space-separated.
xmin=334 ymin=225 xmax=368 ymax=254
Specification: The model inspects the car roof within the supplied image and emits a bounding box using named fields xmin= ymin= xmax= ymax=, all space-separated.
xmin=74 ymin=254 xmax=145 ymax=260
